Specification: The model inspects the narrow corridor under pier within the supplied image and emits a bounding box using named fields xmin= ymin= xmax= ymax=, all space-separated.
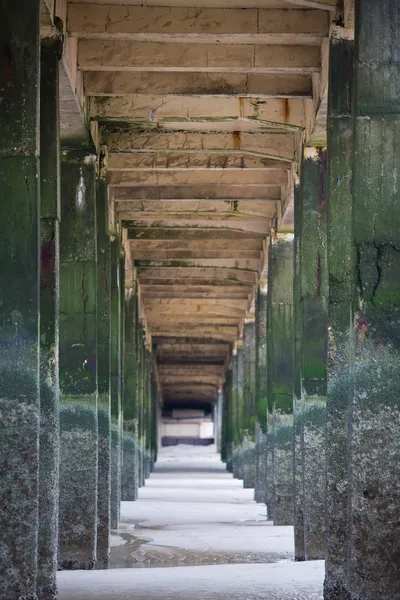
xmin=3 ymin=1 xmax=400 ymax=600
xmin=58 ymin=445 xmax=324 ymax=600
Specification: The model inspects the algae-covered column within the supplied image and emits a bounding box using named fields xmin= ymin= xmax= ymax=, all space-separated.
xmin=242 ymin=321 xmax=256 ymax=488
xmin=58 ymin=149 xmax=98 ymax=569
xmin=324 ymin=34 xmax=353 ymax=599
xmin=293 ymin=148 xmax=328 ymax=561
xmin=96 ymin=176 xmax=112 ymax=567
xmin=220 ymin=376 xmax=230 ymax=464
xmin=110 ymin=237 xmax=122 ymax=528
xmin=230 ymin=353 xmax=239 ymax=475
xmin=136 ymin=320 xmax=145 ymax=485
xmin=122 ymin=282 xmax=139 ymax=501
xmin=0 ymin=2 xmax=41 ymax=597
xmin=37 ymin=32 xmax=62 ymax=598
xmin=254 ymin=284 xmax=268 ymax=503
xmin=233 ymin=343 xmax=245 ymax=480
xmin=326 ymin=3 xmax=400 ymax=596
xmin=267 ymin=236 xmax=294 ymax=526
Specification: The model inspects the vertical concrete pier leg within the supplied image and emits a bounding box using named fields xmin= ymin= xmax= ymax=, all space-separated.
xmin=58 ymin=151 xmax=98 ymax=570
xmin=0 ymin=3 xmax=41 ymax=597
xmin=110 ymin=239 xmax=122 ymax=528
xmin=96 ymin=177 xmax=111 ymax=568
xmin=242 ymin=322 xmax=256 ymax=488
xmin=294 ymin=149 xmax=328 ymax=561
xmin=326 ymin=4 xmax=400 ymax=596
xmin=254 ymin=286 xmax=268 ymax=503
xmin=37 ymin=38 xmax=61 ymax=598
xmin=122 ymin=285 xmax=139 ymax=501
xmin=267 ymin=237 xmax=294 ymax=526
xmin=325 ymin=35 xmax=353 ymax=599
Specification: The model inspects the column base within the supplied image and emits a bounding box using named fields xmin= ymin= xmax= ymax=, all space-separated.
xmin=58 ymin=403 xmax=97 ymax=571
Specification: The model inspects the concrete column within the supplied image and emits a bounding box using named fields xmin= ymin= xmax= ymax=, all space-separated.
xmin=110 ymin=238 xmax=122 ymax=528
xmin=58 ymin=150 xmax=98 ymax=570
xmin=293 ymin=148 xmax=328 ymax=561
xmin=234 ymin=345 xmax=245 ymax=480
xmin=37 ymin=36 xmax=61 ymax=598
xmin=230 ymin=355 xmax=239 ymax=475
xmin=0 ymin=2 xmax=41 ymax=597
xmin=122 ymin=285 xmax=139 ymax=501
xmin=324 ymin=35 xmax=353 ymax=599
xmin=221 ymin=377 xmax=230 ymax=464
xmin=96 ymin=177 xmax=111 ymax=568
xmin=215 ymin=391 xmax=223 ymax=452
xmin=242 ymin=322 xmax=256 ymax=488
xmin=267 ymin=237 xmax=294 ymax=526
xmin=254 ymin=286 xmax=268 ymax=503
xmin=136 ymin=322 xmax=145 ymax=486
xmin=326 ymin=4 xmax=400 ymax=595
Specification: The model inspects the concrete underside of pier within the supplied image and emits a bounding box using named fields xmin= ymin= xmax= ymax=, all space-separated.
xmin=58 ymin=446 xmax=324 ymax=600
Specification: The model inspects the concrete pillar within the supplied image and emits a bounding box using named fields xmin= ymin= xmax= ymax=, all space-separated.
xmin=325 ymin=4 xmax=400 ymax=595
xmin=96 ymin=176 xmax=111 ymax=568
xmin=224 ymin=368 xmax=234 ymax=470
xmin=122 ymin=285 xmax=139 ymax=501
xmin=58 ymin=150 xmax=98 ymax=570
xmin=136 ymin=322 xmax=145 ymax=487
xmin=0 ymin=2 xmax=41 ymax=597
xmin=267 ymin=237 xmax=294 ymax=526
xmin=242 ymin=321 xmax=256 ymax=488
xmin=215 ymin=392 xmax=223 ymax=452
xmin=110 ymin=238 xmax=122 ymax=528
xmin=37 ymin=35 xmax=61 ymax=598
xmin=325 ymin=34 xmax=353 ymax=599
xmin=234 ymin=345 xmax=245 ymax=480
xmin=254 ymin=286 xmax=268 ymax=503
xmin=293 ymin=148 xmax=328 ymax=561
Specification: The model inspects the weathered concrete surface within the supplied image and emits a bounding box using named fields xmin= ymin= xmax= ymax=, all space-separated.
xmin=121 ymin=435 xmax=138 ymax=501
xmin=325 ymin=35 xmax=353 ymax=600
xmin=111 ymin=425 xmax=122 ymax=529
xmin=325 ymin=3 xmax=400 ymax=599
xmin=267 ymin=238 xmax=294 ymax=526
xmin=294 ymin=149 xmax=328 ymax=562
xmin=254 ymin=286 xmax=268 ymax=504
xmin=58 ymin=154 xmax=98 ymax=571
xmin=0 ymin=3 xmax=41 ymax=598
xmin=37 ymin=39 xmax=61 ymax=599
xmin=96 ymin=177 xmax=112 ymax=569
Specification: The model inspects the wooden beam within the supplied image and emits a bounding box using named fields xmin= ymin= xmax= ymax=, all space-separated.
xmin=141 ymin=284 xmax=254 ymax=294
xmin=68 ymin=5 xmax=330 ymax=42
xmin=137 ymin=266 xmax=258 ymax=283
xmin=137 ymin=258 xmax=261 ymax=271
xmin=119 ymin=200 xmax=278 ymax=218
xmin=102 ymin=129 xmax=299 ymax=160
xmin=108 ymin=152 xmax=291 ymax=171
xmin=133 ymin=250 xmax=262 ymax=260
xmin=130 ymin=239 xmax=264 ymax=250
xmin=80 ymin=40 xmax=321 ymax=71
xmin=90 ymin=95 xmax=311 ymax=128
xmin=121 ymin=218 xmax=271 ymax=235
xmin=115 ymin=184 xmax=282 ymax=200
xmin=71 ymin=0 xmax=336 ymax=10
xmin=88 ymin=73 xmax=312 ymax=98
xmin=128 ymin=228 xmax=265 ymax=239
xmin=108 ymin=169 xmax=287 ymax=186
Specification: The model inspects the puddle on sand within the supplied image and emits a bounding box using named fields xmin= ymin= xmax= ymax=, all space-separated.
xmin=109 ymin=530 xmax=292 ymax=569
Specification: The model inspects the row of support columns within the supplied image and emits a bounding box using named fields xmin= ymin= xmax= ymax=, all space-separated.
xmin=221 ymin=2 xmax=400 ymax=598
xmin=0 ymin=6 xmax=159 ymax=597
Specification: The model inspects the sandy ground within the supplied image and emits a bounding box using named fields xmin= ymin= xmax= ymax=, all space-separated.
xmin=57 ymin=444 xmax=324 ymax=599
